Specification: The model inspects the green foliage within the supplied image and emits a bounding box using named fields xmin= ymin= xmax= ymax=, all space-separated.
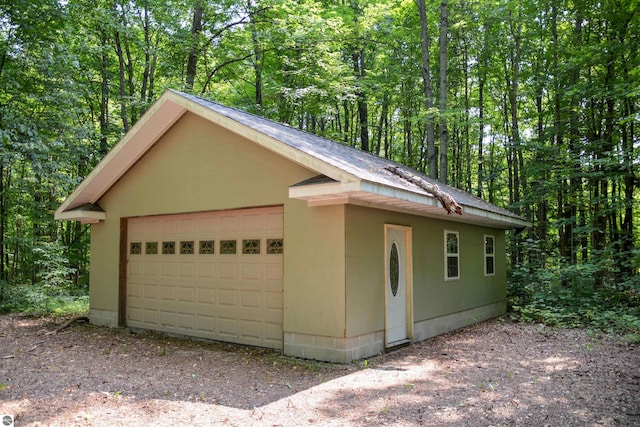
xmin=508 ymin=257 xmax=640 ymax=340
xmin=0 ymin=242 xmax=87 ymax=316
xmin=0 ymin=282 xmax=88 ymax=316
xmin=0 ymin=0 xmax=637 ymax=321
xmin=33 ymin=242 xmax=76 ymax=292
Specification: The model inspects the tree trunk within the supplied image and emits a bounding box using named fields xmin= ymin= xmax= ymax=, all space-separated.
xmin=352 ymin=49 xmax=369 ymax=152
xmin=250 ymin=1 xmax=263 ymax=107
xmin=114 ymin=29 xmax=130 ymax=132
xmin=417 ymin=0 xmax=437 ymax=179
xmin=140 ymin=0 xmax=151 ymax=103
xmin=477 ymin=23 xmax=489 ymax=198
xmin=99 ymin=27 xmax=110 ymax=156
xmin=0 ymin=164 xmax=6 ymax=285
xmin=438 ymin=0 xmax=448 ymax=184
xmin=185 ymin=3 xmax=203 ymax=91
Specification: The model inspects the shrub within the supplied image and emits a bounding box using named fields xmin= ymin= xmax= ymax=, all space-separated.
xmin=508 ymin=255 xmax=640 ymax=341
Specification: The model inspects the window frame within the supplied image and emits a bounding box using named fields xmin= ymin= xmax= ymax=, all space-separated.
xmin=484 ymin=234 xmax=495 ymax=276
xmin=444 ymin=230 xmax=460 ymax=280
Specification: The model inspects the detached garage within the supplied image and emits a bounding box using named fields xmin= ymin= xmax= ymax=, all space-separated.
xmin=55 ymin=89 xmax=529 ymax=363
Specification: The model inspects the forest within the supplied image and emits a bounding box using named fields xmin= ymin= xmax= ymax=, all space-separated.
xmin=0 ymin=0 xmax=638 ymax=335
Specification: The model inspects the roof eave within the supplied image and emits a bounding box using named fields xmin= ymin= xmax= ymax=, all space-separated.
xmin=289 ymin=180 xmax=531 ymax=230
xmin=56 ymin=92 xmax=188 ymax=215
xmin=54 ymin=208 xmax=106 ymax=224
xmin=57 ymin=90 xmax=362 ymax=220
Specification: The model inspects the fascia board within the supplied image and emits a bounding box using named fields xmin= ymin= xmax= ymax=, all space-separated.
xmin=54 ymin=209 xmax=106 ymax=222
xmin=362 ymin=181 xmax=530 ymax=228
xmin=460 ymin=205 xmax=532 ymax=229
xmin=56 ymin=93 xmax=187 ymax=215
xmin=56 ymin=90 xmax=360 ymax=219
xmin=359 ymin=181 xmax=441 ymax=209
xmin=289 ymin=181 xmax=362 ymax=199
xmin=291 ymin=178 xmax=531 ymax=230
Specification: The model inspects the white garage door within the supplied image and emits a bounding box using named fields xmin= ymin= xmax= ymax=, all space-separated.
xmin=126 ymin=206 xmax=284 ymax=349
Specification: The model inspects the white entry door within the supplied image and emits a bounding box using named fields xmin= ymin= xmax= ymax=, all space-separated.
xmin=385 ymin=225 xmax=412 ymax=346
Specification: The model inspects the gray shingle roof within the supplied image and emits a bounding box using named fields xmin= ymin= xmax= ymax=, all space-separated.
xmin=176 ymin=90 xmax=524 ymax=223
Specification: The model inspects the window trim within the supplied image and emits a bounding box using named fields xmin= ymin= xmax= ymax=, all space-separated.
xmin=444 ymin=230 xmax=460 ymax=281
xmin=484 ymin=234 xmax=495 ymax=276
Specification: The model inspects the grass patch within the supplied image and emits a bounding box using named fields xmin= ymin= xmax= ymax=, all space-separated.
xmin=0 ymin=283 xmax=89 ymax=317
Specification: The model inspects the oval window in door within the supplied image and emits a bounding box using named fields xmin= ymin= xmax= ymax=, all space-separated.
xmin=390 ymin=242 xmax=399 ymax=296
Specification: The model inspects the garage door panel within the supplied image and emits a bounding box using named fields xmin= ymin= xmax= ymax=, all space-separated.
xmin=160 ymin=219 xmax=178 ymax=235
xmin=128 ymin=307 xmax=142 ymax=322
xmin=218 ymin=317 xmax=238 ymax=336
xmin=196 ymin=315 xmax=216 ymax=332
xmin=143 ymin=309 xmax=158 ymax=325
xmin=143 ymin=219 xmax=161 ymax=235
xmin=160 ymin=262 xmax=176 ymax=277
xmin=129 ymin=261 xmax=143 ymax=277
xmin=159 ymin=285 xmax=176 ymax=301
xmin=127 ymin=207 xmax=283 ymax=349
xmin=265 ymin=263 xmax=283 ymax=280
xmin=177 ymin=286 xmax=195 ymax=303
xmin=197 ymin=215 xmax=217 ymax=234
xmin=218 ymin=288 xmax=237 ymax=306
xmin=218 ymin=262 xmax=238 ymax=279
xmin=176 ymin=313 xmax=195 ymax=330
xmin=265 ymin=292 xmax=283 ymax=310
xmin=265 ymin=212 xmax=284 ymax=232
xmin=240 ymin=320 xmax=262 ymax=340
xmin=197 ymin=288 xmax=215 ymax=304
xmin=197 ymin=263 xmax=215 ymax=278
xmin=240 ymin=263 xmax=262 ymax=280
xmin=219 ymin=215 xmax=239 ymax=233
xmin=159 ymin=311 xmax=175 ymax=327
xmin=178 ymin=262 xmax=196 ymax=278
xmin=241 ymin=213 xmax=264 ymax=232
xmin=143 ymin=284 xmax=158 ymax=299
xmin=143 ymin=261 xmax=159 ymax=277
xmin=265 ymin=322 xmax=283 ymax=341
xmin=241 ymin=290 xmax=261 ymax=308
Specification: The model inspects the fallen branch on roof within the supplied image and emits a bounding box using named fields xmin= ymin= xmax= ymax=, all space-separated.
xmin=385 ymin=166 xmax=463 ymax=215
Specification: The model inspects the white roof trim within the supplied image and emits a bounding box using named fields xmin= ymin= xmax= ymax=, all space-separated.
xmin=55 ymin=208 xmax=106 ymax=224
xmin=289 ymin=180 xmax=530 ymax=229
xmin=56 ymin=90 xmax=360 ymax=221
xmin=55 ymin=96 xmax=187 ymax=217
xmin=56 ymin=90 xmax=529 ymax=229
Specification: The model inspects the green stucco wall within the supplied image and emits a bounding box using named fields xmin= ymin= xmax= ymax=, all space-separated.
xmin=89 ymin=112 xmax=347 ymax=337
xmin=345 ymin=204 xmax=507 ymax=337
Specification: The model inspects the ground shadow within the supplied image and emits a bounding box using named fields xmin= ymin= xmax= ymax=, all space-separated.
xmin=2 ymin=315 xmax=638 ymax=426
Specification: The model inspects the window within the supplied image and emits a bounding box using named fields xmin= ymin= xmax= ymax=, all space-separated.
xmin=220 ymin=240 xmax=237 ymax=254
xmin=445 ymin=231 xmax=459 ymax=280
xmin=130 ymin=242 xmax=142 ymax=255
xmin=145 ymin=242 xmax=158 ymax=254
xmin=267 ymin=239 xmax=284 ymax=254
xmin=242 ymin=239 xmax=261 ymax=254
xmin=199 ymin=240 xmax=214 ymax=254
xmin=484 ymin=235 xmax=495 ymax=276
xmin=162 ymin=241 xmax=175 ymax=254
xmin=180 ymin=241 xmax=195 ymax=254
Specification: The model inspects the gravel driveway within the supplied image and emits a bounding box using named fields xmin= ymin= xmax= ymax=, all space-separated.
xmin=1 ymin=314 xmax=638 ymax=426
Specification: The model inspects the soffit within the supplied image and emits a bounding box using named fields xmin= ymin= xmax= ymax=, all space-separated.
xmin=289 ymin=180 xmax=531 ymax=230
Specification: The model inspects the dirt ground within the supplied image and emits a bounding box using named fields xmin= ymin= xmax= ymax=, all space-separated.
xmin=0 ymin=314 xmax=638 ymax=426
